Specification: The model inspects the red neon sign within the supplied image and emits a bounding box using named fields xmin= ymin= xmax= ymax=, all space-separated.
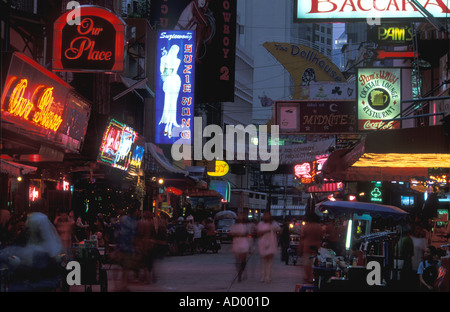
xmin=7 ymin=78 xmax=64 ymax=131
xmin=53 ymin=6 xmax=125 ymax=72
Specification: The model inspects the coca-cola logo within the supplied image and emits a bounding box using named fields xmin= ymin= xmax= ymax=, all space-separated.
xmin=363 ymin=120 xmax=395 ymax=130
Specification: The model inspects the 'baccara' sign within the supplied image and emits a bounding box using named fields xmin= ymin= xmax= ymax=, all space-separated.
xmin=53 ymin=5 xmax=125 ymax=72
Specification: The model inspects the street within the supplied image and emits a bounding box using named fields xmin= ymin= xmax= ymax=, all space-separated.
xmin=69 ymin=242 xmax=305 ymax=293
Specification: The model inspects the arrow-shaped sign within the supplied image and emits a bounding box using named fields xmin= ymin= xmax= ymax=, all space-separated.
xmin=375 ymin=50 xmax=415 ymax=59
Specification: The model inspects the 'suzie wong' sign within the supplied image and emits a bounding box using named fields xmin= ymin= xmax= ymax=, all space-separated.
xmin=295 ymin=0 xmax=450 ymax=21
xmin=53 ymin=5 xmax=125 ymax=72
xmin=357 ymin=68 xmax=401 ymax=131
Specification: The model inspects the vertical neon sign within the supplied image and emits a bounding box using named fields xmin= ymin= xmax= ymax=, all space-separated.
xmin=155 ymin=30 xmax=195 ymax=145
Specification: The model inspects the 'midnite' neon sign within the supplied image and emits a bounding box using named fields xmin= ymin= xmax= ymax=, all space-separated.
xmin=7 ymin=77 xmax=63 ymax=131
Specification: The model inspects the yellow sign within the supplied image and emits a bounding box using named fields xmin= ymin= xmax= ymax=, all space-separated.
xmin=263 ymin=42 xmax=346 ymax=99
xmin=207 ymin=160 xmax=229 ymax=177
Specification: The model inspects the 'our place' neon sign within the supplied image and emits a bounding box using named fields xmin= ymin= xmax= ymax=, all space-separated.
xmin=53 ymin=6 xmax=125 ymax=72
xmin=6 ymin=77 xmax=64 ymax=132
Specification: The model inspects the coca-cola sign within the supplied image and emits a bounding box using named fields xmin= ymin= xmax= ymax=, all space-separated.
xmin=53 ymin=6 xmax=125 ymax=72
xmin=357 ymin=68 xmax=401 ymax=131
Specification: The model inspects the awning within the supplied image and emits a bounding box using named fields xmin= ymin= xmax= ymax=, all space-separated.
xmin=145 ymin=143 xmax=188 ymax=176
xmin=0 ymin=159 xmax=37 ymax=177
xmin=316 ymin=200 xmax=408 ymax=220
xmin=322 ymin=125 xmax=450 ymax=181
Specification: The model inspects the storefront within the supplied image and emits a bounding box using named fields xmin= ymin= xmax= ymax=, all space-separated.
xmin=1 ymin=52 xmax=91 ymax=217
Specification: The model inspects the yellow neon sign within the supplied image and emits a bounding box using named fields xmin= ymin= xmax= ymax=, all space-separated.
xmin=7 ymin=78 xmax=63 ymax=131
xmin=207 ymin=160 xmax=229 ymax=177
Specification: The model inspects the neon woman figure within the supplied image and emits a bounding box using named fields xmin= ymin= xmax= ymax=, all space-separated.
xmin=159 ymin=44 xmax=181 ymax=139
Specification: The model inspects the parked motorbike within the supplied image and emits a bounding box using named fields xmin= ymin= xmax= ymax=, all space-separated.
xmin=200 ymin=235 xmax=221 ymax=253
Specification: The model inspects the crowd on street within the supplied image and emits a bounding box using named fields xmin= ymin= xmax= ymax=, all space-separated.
xmin=1 ymin=206 xmax=450 ymax=292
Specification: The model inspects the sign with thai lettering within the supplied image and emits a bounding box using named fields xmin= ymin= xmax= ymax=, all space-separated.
xmin=53 ymin=5 xmax=125 ymax=72
xmin=295 ymin=0 xmax=450 ymax=22
xmin=155 ymin=30 xmax=195 ymax=145
xmin=357 ymin=68 xmax=401 ymax=131
xmin=1 ymin=52 xmax=91 ymax=153
xmin=98 ymin=118 xmax=145 ymax=174
xmin=275 ymin=100 xmax=357 ymax=134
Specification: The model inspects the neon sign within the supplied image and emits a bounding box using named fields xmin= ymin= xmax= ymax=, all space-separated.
xmin=1 ymin=52 xmax=91 ymax=153
xmin=155 ymin=30 xmax=195 ymax=145
xmin=294 ymin=156 xmax=328 ymax=184
xmin=7 ymin=78 xmax=64 ymax=131
xmin=98 ymin=119 xmax=145 ymax=173
xmin=53 ymin=6 xmax=125 ymax=72
xmin=207 ymin=160 xmax=229 ymax=177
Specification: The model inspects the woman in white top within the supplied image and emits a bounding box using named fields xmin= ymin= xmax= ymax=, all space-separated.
xmin=257 ymin=211 xmax=280 ymax=283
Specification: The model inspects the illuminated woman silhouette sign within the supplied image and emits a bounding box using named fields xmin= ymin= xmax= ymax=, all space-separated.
xmin=155 ymin=30 xmax=195 ymax=145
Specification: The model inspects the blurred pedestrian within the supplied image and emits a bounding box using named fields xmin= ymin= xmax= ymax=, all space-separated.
xmin=435 ymin=255 xmax=450 ymax=292
xmin=193 ymin=220 xmax=204 ymax=252
xmin=116 ymin=207 xmax=139 ymax=291
xmin=280 ymin=222 xmax=290 ymax=265
xmin=257 ymin=211 xmax=280 ymax=283
xmin=54 ymin=211 xmax=75 ymax=251
xmin=231 ymin=213 xmax=251 ymax=282
xmin=395 ymin=225 xmax=414 ymax=290
xmin=136 ymin=211 xmax=156 ymax=284
xmin=0 ymin=212 xmax=63 ymax=291
xmin=299 ymin=213 xmax=323 ymax=284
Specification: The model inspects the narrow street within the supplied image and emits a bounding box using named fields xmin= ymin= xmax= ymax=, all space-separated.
xmin=69 ymin=242 xmax=305 ymax=293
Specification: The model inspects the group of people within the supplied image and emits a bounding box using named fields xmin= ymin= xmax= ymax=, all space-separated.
xmin=396 ymin=224 xmax=450 ymax=292
xmin=230 ymin=211 xmax=281 ymax=283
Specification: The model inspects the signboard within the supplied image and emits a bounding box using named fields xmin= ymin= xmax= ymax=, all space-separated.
xmin=150 ymin=0 xmax=236 ymax=103
xmin=263 ymin=42 xmax=347 ymax=99
xmin=294 ymin=156 xmax=328 ymax=184
xmin=309 ymin=82 xmax=356 ymax=100
xmin=357 ymin=68 xmax=401 ymax=131
xmin=98 ymin=118 xmax=145 ymax=174
xmin=53 ymin=5 xmax=125 ymax=72
xmin=275 ymin=100 xmax=357 ymax=134
xmin=1 ymin=52 xmax=91 ymax=153
xmin=207 ymin=160 xmax=230 ymax=177
xmin=368 ymin=24 xmax=414 ymax=46
xmin=279 ymin=138 xmax=335 ymax=165
xmin=295 ymin=0 xmax=450 ymax=22
xmin=155 ymin=30 xmax=195 ymax=145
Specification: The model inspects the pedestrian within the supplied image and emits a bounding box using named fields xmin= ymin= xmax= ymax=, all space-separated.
xmin=193 ymin=220 xmax=204 ymax=252
xmin=54 ymin=211 xmax=75 ymax=251
xmin=395 ymin=225 xmax=414 ymax=290
xmin=116 ymin=207 xmax=139 ymax=291
xmin=299 ymin=213 xmax=323 ymax=284
xmin=257 ymin=211 xmax=280 ymax=283
xmin=0 ymin=212 xmax=63 ymax=291
xmin=280 ymin=222 xmax=290 ymax=265
xmin=231 ymin=213 xmax=251 ymax=282
xmin=136 ymin=211 xmax=156 ymax=284
xmin=418 ymin=245 xmax=442 ymax=291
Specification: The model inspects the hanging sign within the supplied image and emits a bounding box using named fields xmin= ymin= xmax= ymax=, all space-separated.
xmin=357 ymin=68 xmax=401 ymax=131
xmin=98 ymin=118 xmax=145 ymax=173
xmin=155 ymin=30 xmax=195 ymax=145
xmin=1 ymin=52 xmax=91 ymax=153
xmin=53 ymin=5 xmax=125 ymax=72
xmin=207 ymin=160 xmax=230 ymax=177
xmin=295 ymin=0 xmax=450 ymax=22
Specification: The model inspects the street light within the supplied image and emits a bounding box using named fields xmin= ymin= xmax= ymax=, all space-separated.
xmin=407 ymin=0 xmax=446 ymax=32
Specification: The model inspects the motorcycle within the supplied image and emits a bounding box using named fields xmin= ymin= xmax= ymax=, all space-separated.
xmin=200 ymin=235 xmax=221 ymax=253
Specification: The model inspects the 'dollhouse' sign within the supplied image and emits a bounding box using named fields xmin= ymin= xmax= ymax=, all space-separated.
xmin=53 ymin=6 xmax=125 ymax=72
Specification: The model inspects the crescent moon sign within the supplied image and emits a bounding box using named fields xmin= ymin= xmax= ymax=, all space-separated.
xmin=330 ymin=103 xmax=338 ymax=112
